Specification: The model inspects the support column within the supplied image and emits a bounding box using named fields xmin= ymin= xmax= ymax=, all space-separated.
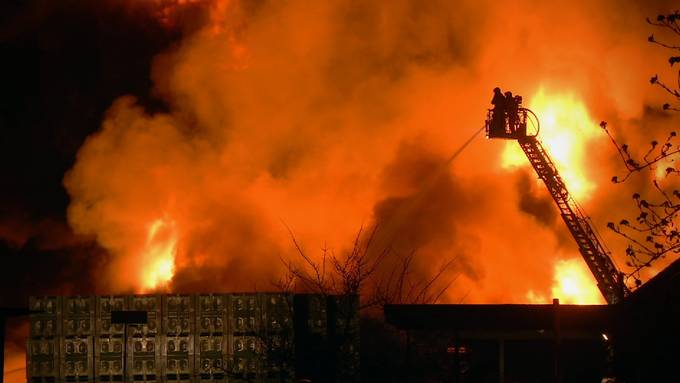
xmin=553 ymin=298 xmax=562 ymax=383
xmin=498 ymin=337 xmax=505 ymax=383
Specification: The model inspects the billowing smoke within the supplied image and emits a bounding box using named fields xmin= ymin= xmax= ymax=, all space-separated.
xmin=62 ymin=0 xmax=680 ymax=299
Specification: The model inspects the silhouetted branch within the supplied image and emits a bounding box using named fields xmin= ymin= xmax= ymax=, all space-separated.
xmin=277 ymin=225 xmax=459 ymax=309
xmin=600 ymin=121 xmax=679 ymax=183
xmin=600 ymin=11 xmax=680 ymax=286
xmin=646 ymin=11 xmax=680 ymax=111
xmin=369 ymin=251 xmax=457 ymax=306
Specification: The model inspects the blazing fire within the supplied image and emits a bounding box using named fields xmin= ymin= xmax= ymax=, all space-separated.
xmin=501 ymin=88 xmax=602 ymax=201
xmin=527 ymin=258 xmax=604 ymax=304
xmin=499 ymin=88 xmax=606 ymax=303
xmin=140 ymin=217 xmax=177 ymax=291
xmin=551 ymin=259 xmax=604 ymax=304
xmin=28 ymin=0 xmax=667 ymax=311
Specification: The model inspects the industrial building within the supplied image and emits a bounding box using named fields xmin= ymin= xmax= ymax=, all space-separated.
xmin=384 ymin=256 xmax=680 ymax=382
xmin=27 ymin=293 xmax=359 ymax=383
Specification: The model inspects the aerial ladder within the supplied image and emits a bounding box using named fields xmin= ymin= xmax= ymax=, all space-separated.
xmin=485 ymin=93 xmax=629 ymax=304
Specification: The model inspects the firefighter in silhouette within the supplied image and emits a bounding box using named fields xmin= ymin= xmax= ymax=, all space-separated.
xmin=513 ymin=95 xmax=526 ymax=137
xmin=490 ymin=87 xmax=506 ymax=136
xmin=505 ymin=91 xmax=517 ymax=136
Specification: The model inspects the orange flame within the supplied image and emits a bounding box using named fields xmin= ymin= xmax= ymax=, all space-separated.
xmin=501 ymin=88 xmax=602 ymax=201
xmin=527 ymin=258 xmax=604 ymax=304
xmin=499 ymin=88 xmax=605 ymax=304
xmin=551 ymin=258 xmax=604 ymax=304
xmin=140 ymin=217 xmax=177 ymax=292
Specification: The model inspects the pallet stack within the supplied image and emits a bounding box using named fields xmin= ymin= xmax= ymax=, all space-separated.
xmin=163 ymin=294 xmax=195 ymax=383
xmin=95 ymin=296 xmax=126 ymax=382
xmin=28 ymin=293 xmax=358 ymax=383
xmin=28 ymin=296 xmax=61 ymax=382
xmin=61 ymin=296 xmax=95 ymax=382
xmin=127 ymin=295 xmax=161 ymax=382
xmin=195 ymin=294 xmax=227 ymax=382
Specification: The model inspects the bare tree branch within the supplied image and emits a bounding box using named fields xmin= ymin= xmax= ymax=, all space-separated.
xmin=601 ymin=11 xmax=680 ymax=286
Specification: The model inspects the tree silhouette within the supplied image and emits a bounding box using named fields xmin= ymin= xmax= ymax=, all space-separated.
xmin=277 ymin=225 xmax=455 ymax=307
xmin=602 ymin=10 xmax=680 ymax=287
xmin=647 ymin=11 xmax=680 ymax=112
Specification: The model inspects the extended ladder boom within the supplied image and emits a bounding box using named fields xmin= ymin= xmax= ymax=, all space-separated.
xmin=517 ymin=136 xmax=627 ymax=304
xmin=485 ymin=97 xmax=628 ymax=304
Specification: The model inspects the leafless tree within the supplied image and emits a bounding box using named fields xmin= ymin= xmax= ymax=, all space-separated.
xmin=648 ymin=11 xmax=680 ymax=112
xmin=278 ymin=225 xmax=388 ymax=301
xmin=369 ymin=251 xmax=457 ymax=306
xmin=276 ymin=224 xmax=457 ymax=308
xmin=601 ymin=10 xmax=680 ymax=286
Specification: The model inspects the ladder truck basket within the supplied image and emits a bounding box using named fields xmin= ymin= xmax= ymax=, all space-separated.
xmin=485 ymin=103 xmax=539 ymax=140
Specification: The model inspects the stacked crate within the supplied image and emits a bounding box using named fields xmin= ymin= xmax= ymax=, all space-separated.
xmin=228 ymin=294 xmax=262 ymax=382
xmin=163 ymin=294 xmax=195 ymax=383
xmin=61 ymin=296 xmax=95 ymax=382
xmin=260 ymin=293 xmax=295 ymax=383
xmin=195 ymin=294 xmax=228 ymax=382
xmin=127 ymin=295 xmax=162 ymax=382
xmin=95 ymin=296 xmax=126 ymax=382
xmin=28 ymin=296 xmax=61 ymax=383
xmin=28 ymin=293 xmax=359 ymax=382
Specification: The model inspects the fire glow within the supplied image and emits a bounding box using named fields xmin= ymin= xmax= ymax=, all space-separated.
xmin=551 ymin=259 xmax=604 ymax=304
xmin=140 ymin=217 xmax=177 ymax=292
xmin=501 ymin=89 xmax=601 ymax=201
xmin=527 ymin=258 xmax=604 ymax=305
xmin=500 ymin=88 xmax=606 ymax=304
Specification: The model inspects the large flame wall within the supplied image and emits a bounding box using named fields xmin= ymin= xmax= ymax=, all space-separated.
xmin=64 ymin=0 xmax=678 ymax=301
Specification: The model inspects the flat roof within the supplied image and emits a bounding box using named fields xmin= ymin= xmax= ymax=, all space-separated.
xmin=384 ymin=303 xmax=613 ymax=332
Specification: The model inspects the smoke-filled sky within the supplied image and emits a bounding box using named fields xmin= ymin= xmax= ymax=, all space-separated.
xmin=1 ymin=0 xmax=680 ymax=380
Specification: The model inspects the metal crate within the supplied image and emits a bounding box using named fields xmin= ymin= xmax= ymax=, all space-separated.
xmin=127 ymin=335 xmax=161 ymax=382
xmin=62 ymin=296 xmax=94 ymax=337
xmin=27 ymin=338 xmax=61 ymax=383
xmin=163 ymin=294 xmax=195 ymax=383
xmin=228 ymin=334 xmax=261 ymax=382
xmin=196 ymin=294 xmax=228 ymax=335
xmin=231 ymin=294 xmax=260 ymax=335
xmin=96 ymin=296 xmax=127 ymax=336
xmin=28 ymin=296 xmax=62 ymax=383
xmin=128 ymin=295 xmax=161 ymax=337
xmin=60 ymin=336 xmax=93 ymax=382
xmin=94 ymin=336 xmax=125 ymax=382
xmin=195 ymin=334 xmax=227 ymax=382
xmin=29 ymin=296 xmax=62 ymax=339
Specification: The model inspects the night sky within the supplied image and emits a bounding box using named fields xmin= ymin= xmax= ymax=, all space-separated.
xmin=0 ymin=1 xmax=188 ymax=303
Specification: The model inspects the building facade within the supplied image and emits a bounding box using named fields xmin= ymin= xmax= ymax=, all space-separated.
xmin=28 ymin=293 xmax=359 ymax=383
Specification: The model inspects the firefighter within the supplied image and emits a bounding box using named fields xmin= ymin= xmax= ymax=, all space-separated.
xmin=505 ymin=91 xmax=517 ymax=135
xmin=490 ymin=87 xmax=506 ymax=136
xmin=513 ymin=95 xmax=526 ymax=137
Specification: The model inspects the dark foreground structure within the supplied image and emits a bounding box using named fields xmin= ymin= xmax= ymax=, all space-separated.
xmin=385 ymin=257 xmax=680 ymax=383
xmin=27 ymin=293 xmax=359 ymax=383
xmin=386 ymin=301 xmax=613 ymax=382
